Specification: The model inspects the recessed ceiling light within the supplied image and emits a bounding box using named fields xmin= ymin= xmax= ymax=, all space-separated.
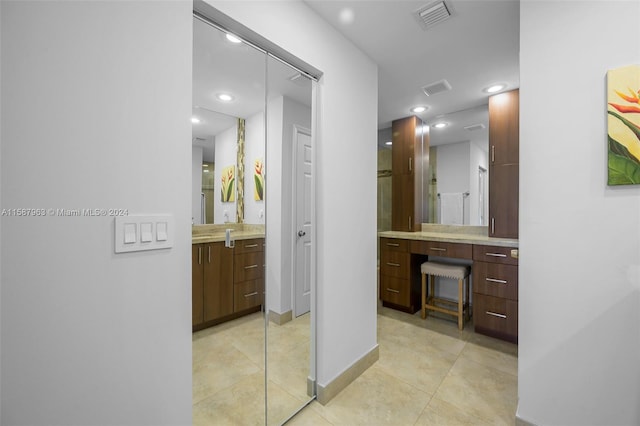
xmin=339 ymin=7 xmax=355 ymax=24
xmin=411 ymin=106 xmax=428 ymax=113
xmin=432 ymin=122 xmax=448 ymax=129
xmin=385 ymin=141 xmax=392 ymax=146
xmin=225 ymin=33 xmax=242 ymax=43
xmin=217 ymin=93 xmax=234 ymax=102
xmin=484 ymin=84 xmax=506 ymax=93
xmin=191 ymin=117 xmax=200 ymax=124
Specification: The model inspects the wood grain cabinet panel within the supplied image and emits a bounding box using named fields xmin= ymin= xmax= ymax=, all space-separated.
xmin=192 ymin=244 xmax=204 ymax=327
xmin=473 ymin=261 xmax=518 ymax=301
xmin=473 ymin=294 xmax=518 ymax=342
xmin=233 ymin=238 xmax=264 ymax=313
xmin=234 ymin=279 xmax=263 ymax=312
xmin=489 ymin=89 xmax=519 ymax=239
xmin=472 ymin=244 xmax=518 ymax=265
xmin=380 ymin=237 xmax=409 ymax=252
xmin=409 ymin=240 xmax=472 ymax=259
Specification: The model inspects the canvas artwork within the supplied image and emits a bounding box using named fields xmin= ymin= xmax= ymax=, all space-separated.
xmin=254 ymin=158 xmax=264 ymax=201
xmin=607 ymin=64 xmax=640 ymax=185
xmin=220 ymin=165 xmax=235 ymax=202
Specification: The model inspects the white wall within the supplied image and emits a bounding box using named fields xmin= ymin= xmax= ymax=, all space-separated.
xmin=208 ymin=0 xmax=378 ymax=389
xmin=244 ymin=110 xmax=265 ymax=225
xmin=214 ymin=123 xmax=237 ymax=224
xmin=0 ymin=1 xmax=192 ymax=424
xmin=518 ymin=1 xmax=640 ymax=424
xmin=192 ymin=145 xmax=204 ymax=224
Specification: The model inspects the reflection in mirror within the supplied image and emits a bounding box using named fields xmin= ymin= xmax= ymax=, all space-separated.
xmin=191 ymin=11 xmax=316 ymax=426
xmin=191 ymin=15 xmax=267 ymax=426
xmin=377 ymin=105 xmax=489 ymax=230
xmin=265 ymin=51 xmax=315 ymax=425
xmin=192 ymin=15 xmax=266 ymax=225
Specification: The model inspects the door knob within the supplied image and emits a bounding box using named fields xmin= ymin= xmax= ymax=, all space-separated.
xmin=298 ymin=230 xmax=306 ymax=237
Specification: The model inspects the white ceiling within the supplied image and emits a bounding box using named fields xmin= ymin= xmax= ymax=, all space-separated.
xmin=303 ymin=0 xmax=520 ymax=149
xmin=192 ymin=16 xmax=312 ymax=162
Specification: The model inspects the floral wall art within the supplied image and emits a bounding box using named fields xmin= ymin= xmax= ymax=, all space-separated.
xmin=220 ymin=165 xmax=235 ymax=202
xmin=254 ymin=158 xmax=264 ymax=201
xmin=607 ymin=64 xmax=640 ymax=185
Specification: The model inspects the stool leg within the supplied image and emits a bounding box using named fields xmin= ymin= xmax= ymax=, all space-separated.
xmin=458 ymin=278 xmax=464 ymax=330
xmin=421 ymin=273 xmax=426 ymax=319
xmin=429 ymin=275 xmax=435 ymax=306
xmin=465 ymin=276 xmax=471 ymax=321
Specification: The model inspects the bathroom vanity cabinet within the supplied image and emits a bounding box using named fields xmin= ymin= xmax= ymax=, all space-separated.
xmin=192 ymin=238 xmax=264 ymax=330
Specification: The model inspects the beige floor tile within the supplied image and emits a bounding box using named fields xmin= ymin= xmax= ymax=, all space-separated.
xmin=286 ymin=402 xmax=334 ymax=425
xmin=310 ymin=365 xmax=431 ymax=425
xmin=458 ymin=342 xmax=518 ymax=377
xmin=379 ymin=317 xmax=466 ymax=357
xmin=415 ymin=396 xmax=492 ymax=425
xmin=267 ymin=340 xmax=312 ymax=403
xmin=193 ymin=372 xmax=266 ymax=426
xmin=375 ymin=338 xmax=457 ymax=395
xmin=192 ymin=342 xmax=261 ymax=405
xmin=266 ymin=380 xmax=313 ymax=426
xmin=433 ymin=356 xmax=518 ymax=425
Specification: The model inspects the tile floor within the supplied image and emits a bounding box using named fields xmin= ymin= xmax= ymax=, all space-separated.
xmin=193 ymin=305 xmax=518 ymax=426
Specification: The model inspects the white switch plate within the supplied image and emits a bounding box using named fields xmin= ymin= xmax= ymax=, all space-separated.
xmin=115 ymin=215 xmax=174 ymax=253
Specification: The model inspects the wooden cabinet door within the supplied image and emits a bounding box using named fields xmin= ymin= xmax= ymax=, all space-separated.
xmin=392 ymin=173 xmax=415 ymax=231
xmin=489 ymin=89 xmax=519 ymax=166
xmin=392 ymin=116 xmax=416 ymax=175
xmin=203 ymin=242 xmax=234 ymax=322
xmin=489 ymin=164 xmax=519 ymax=238
xmin=192 ymin=244 xmax=204 ymax=326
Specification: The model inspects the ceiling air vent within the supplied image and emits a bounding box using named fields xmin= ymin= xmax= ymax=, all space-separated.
xmin=464 ymin=123 xmax=486 ymax=132
xmin=422 ymin=79 xmax=452 ymax=96
xmin=415 ymin=1 xmax=452 ymax=30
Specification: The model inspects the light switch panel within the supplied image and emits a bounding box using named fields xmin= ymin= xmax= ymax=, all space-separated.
xmin=140 ymin=222 xmax=153 ymax=243
xmin=115 ymin=215 xmax=174 ymax=253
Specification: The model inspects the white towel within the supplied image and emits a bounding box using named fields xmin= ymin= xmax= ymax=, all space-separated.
xmin=439 ymin=192 xmax=464 ymax=225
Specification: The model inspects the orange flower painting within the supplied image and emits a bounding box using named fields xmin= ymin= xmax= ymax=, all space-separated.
xmin=254 ymin=158 xmax=264 ymax=201
xmin=607 ymin=64 xmax=640 ymax=185
xmin=220 ymin=165 xmax=235 ymax=202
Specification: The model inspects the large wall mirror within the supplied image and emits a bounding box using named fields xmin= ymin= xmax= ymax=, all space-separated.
xmin=378 ymin=105 xmax=489 ymax=230
xmin=191 ymin=9 xmax=316 ymax=426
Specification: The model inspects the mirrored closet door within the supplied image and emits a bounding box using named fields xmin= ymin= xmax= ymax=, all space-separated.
xmin=191 ymin=9 xmax=316 ymax=425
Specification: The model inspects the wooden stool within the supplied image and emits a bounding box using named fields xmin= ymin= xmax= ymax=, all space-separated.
xmin=421 ymin=261 xmax=471 ymax=330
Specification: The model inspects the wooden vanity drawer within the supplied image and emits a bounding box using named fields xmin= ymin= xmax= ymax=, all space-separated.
xmin=234 ymin=279 xmax=263 ymax=312
xmin=473 ymin=261 xmax=518 ymax=301
xmin=380 ymin=251 xmax=410 ymax=279
xmin=409 ymin=240 xmax=472 ymax=259
xmin=473 ymin=293 xmax=518 ymax=343
xmin=380 ymin=238 xmax=408 ymax=252
xmin=380 ymin=276 xmax=410 ymax=307
xmin=234 ymin=238 xmax=264 ymax=254
xmin=234 ymin=252 xmax=264 ymax=282
xmin=473 ymin=244 xmax=518 ymax=265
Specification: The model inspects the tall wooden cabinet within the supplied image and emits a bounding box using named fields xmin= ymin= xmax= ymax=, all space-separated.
xmin=391 ymin=116 xmax=428 ymax=232
xmin=489 ymin=89 xmax=519 ymax=238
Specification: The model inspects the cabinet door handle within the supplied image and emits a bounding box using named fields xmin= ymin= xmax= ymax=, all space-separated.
xmin=409 ymin=157 xmax=412 ymax=172
xmin=244 ymin=264 xmax=258 ymax=270
xmin=198 ymin=247 xmax=202 ymax=265
xmin=386 ymin=243 xmax=400 ymax=247
xmin=208 ymin=246 xmax=211 ymax=263
xmin=486 ymin=252 xmax=507 ymax=258
xmin=244 ymin=244 xmax=258 ymax=248
xmin=491 ymin=217 xmax=495 ymax=234
xmin=429 ymin=247 xmax=446 ymax=252
xmin=491 ymin=145 xmax=495 ymax=163
xmin=408 ymin=216 xmax=412 ymax=230
xmin=486 ymin=311 xmax=507 ymax=319
xmin=486 ymin=278 xmax=507 ymax=284
xmin=386 ymin=262 xmax=400 ymax=267
xmin=244 ymin=292 xmax=258 ymax=298
xmin=386 ymin=288 xmax=400 ymax=294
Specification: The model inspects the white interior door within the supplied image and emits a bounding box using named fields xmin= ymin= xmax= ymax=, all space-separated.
xmin=294 ymin=127 xmax=312 ymax=317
